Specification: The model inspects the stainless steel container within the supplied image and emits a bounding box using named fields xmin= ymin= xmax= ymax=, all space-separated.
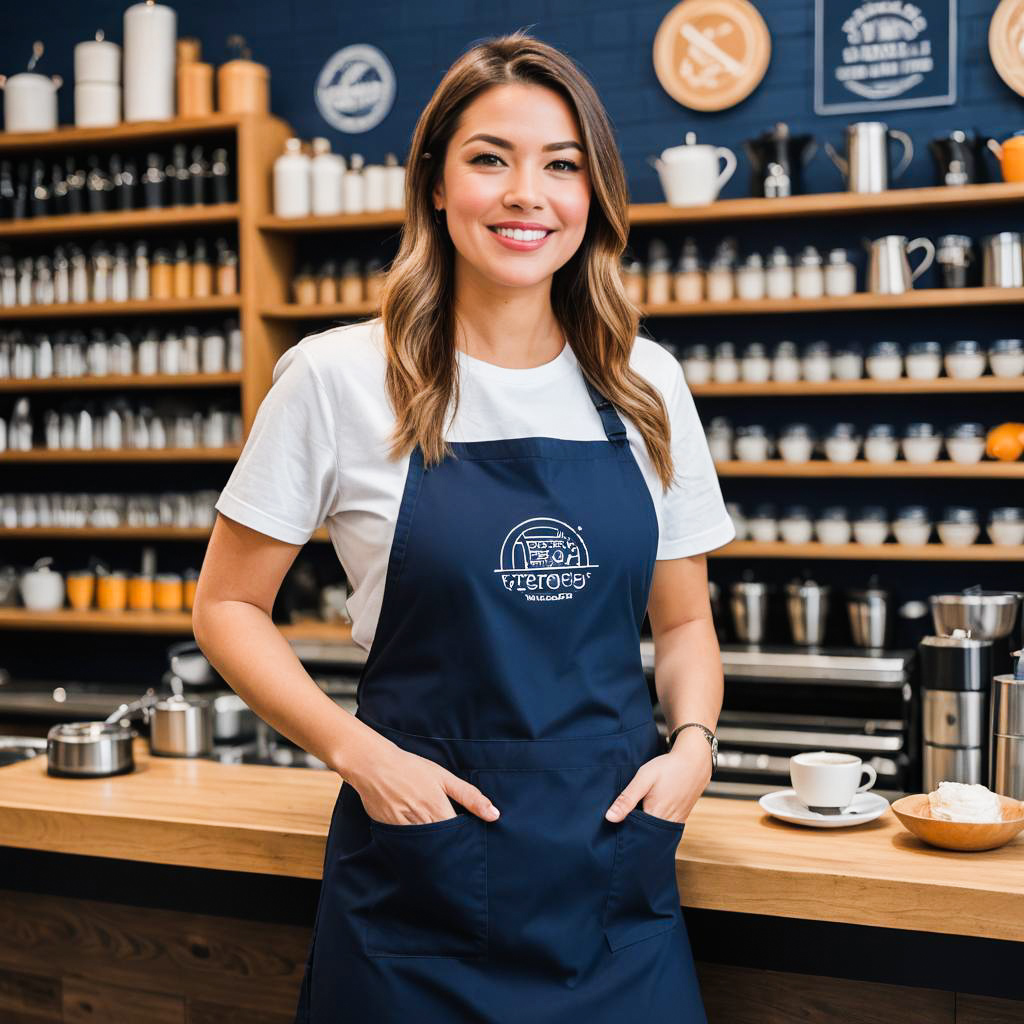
xmin=919 ymin=631 xmax=992 ymax=788
xmin=930 ymin=591 xmax=1021 ymax=639
xmin=826 ymin=121 xmax=914 ymax=193
xmin=785 ymin=580 xmax=830 ymax=646
xmin=991 ymin=673 xmax=1024 ymax=799
xmin=149 ymin=692 xmax=214 ymax=757
xmin=47 ymin=720 xmax=135 ymax=777
xmin=729 ymin=581 xmax=769 ymax=644
xmin=982 ymin=232 xmax=1024 ymax=288
xmin=847 ymin=587 xmax=889 ymax=648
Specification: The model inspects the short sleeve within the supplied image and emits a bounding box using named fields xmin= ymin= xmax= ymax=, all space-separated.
xmin=214 ymin=344 xmax=340 ymax=545
xmin=656 ymin=358 xmax=736 ymax=559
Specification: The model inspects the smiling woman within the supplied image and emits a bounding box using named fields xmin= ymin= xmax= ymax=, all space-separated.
xmin=200 ymin=27 xmax=731 ymax=1024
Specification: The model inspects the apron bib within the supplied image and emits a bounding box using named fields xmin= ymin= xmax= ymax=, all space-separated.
xmin=294 ymin=376 xmax=708 ymax=1023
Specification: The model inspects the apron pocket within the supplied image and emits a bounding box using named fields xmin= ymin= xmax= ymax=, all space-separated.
xmin=603 ymin=806 xmax=685 ymax=952
xmin=364 ymin=812 xmax=487 ymax=958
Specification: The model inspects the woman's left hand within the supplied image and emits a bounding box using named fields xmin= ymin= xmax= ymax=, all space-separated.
xmin=604 ymin=729 xmax=713 ymax=824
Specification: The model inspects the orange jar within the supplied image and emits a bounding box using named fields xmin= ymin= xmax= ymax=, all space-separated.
xmin=129 ymin=574 xmax=154 ymax=611
xmin=66 ymin=571 xmax=95 ymax=611
xmin=183 ymin=569 xmax=199 ymax=610
xmin=97 ymin=571 xmax=128 ymax=612
xmin=155 ymin=573 xmax=184 ymax=612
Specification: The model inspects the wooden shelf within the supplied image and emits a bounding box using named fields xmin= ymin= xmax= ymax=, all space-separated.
xmin=715 ymin=459 xmax=1024 ymax=478
xmin=259 ymin=210 xmax=405 ymax=232
xmin=254 ymin=184 xmax=1024 ymax=232
xmin=0 ymin=297 xmax=240 ymax=320
xmin=261 ymin=302 xmax=378 ymax=319
xmin=0 ymin=526 xmax=214 ymax=540
xmin=0 ymin=113 xmax=249 ymax=153
xmin=712 ymin=540 xmax=1024 ymax=561
xmin=0 ymin=372 xmax=241 ymax=393
xmin=0 ymin=204 xmax=239 ymax=238
xmin=1 ymin=446 xmax=241 ymax=463
xmin=641 ymin=287 xmax=1024 ymax=317
xmin=628 ymin=182 xmax=1024 ymax=224
xmin=0 ymin=606 xmax=353 ymax=638
xmin=690 ymin=376 xmax=1024 ymax=397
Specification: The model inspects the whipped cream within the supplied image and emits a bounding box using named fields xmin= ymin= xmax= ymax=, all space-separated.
xmin=927 ymin=781 xmax=1003 ymax=823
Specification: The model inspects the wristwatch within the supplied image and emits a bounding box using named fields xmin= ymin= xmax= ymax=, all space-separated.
xmin=667 ymin=722 xmax=718 ymax=776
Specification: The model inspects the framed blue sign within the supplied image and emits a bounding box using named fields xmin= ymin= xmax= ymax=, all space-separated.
xmin=814 ymin=0 xmax=957 ymax=114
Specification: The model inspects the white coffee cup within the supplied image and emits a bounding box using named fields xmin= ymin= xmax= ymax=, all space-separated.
xmin=789 ymin=750 xmax=877 ymax=811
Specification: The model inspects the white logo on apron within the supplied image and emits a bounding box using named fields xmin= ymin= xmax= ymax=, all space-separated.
xmin=494 ymin=517 xmax=597 ymax=601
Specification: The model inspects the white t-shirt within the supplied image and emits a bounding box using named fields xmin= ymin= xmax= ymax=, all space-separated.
xmin=214 ymin=317 xmax=735 ymax=652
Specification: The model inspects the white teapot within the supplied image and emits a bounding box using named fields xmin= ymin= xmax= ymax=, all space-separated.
xmin=20 ymin=556 xmax=65 ymax=611
xmin=649 ymin=132 xmax=737 ymax=206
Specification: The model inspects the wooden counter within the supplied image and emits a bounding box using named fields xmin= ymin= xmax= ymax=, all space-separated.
xmin=1 ymin=738 xmax=1021 ymax=944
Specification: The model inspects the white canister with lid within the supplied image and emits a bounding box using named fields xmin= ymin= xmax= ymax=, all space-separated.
xmin=123 ymin=2 xmax=176 ymax=123
xmin=75 ymin=82 xmax=120 ymax=127
xmin=310 ymin=137 xmax=345 ymax=216
xmin=3 ymin=66 xmax=61 ymax=133
xmin=795 ymin=246 xmax=825 ymax=299
xmin=75 ymin=31 xmax=121 ymax=82
xmin=364 ymin=163 xmax=387 ymax=212
xmin=824 ymin=248 xmax=857 ymax=297
xmin=384 ymin=153 xmax=405 ymax=210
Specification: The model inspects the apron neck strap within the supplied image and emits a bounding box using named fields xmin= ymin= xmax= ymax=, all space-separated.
xmin=582 ymin=377 xmax=628 ymax=444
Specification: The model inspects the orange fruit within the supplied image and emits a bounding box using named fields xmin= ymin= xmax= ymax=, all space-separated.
xmin=986 ymin=422 xmax=1024 ymax=461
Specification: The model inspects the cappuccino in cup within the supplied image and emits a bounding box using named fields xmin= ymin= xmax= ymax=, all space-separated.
xmin=790 ymin=750 xmax=877 ymax=812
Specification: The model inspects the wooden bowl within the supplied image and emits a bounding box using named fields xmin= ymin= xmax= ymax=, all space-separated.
xmin=891 ymin=793 xmax=1024 ymax=851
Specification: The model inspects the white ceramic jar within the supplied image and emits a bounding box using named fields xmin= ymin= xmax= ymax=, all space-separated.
xmin=830 ymin=345 xmax=864 ymax=381
xmin=777 ymin=423 xmax=815 ymax=463
xmin=989 ymin=338 xmax=1024 ymax=378
xmin=989 ymin=507 xmax=1024 ymax=546
xmin=823 ymin=422 xmax=861 ymax=463
xmin=901 ymin=422 xmax=942 ymax=464
xmin=712 ymin=341 xmax=740 ymax=383
xmin=852 ymin=507 xmax=890 ymax=545
xmin=863 ymin=423 xmax=899 ymax=463
xmin=736 ymin=254 xmax=767 ymax=301
xmin=937 ymin=507 xmax=980 ymax=547
xmin=892 ymin=506 xmax=932 ymax=546
xmin=765 ymin=247 xmax=795 ymax=299
xmin=779 ymin=506 xmax=814 ymax=544
xmin=801 ymin=340 xmax=832 ymax=382
xmin=824 ymin=248 xmax=857 ymax=297
xmin=740 ymin=342 xmax=772 ymax=382
xmin=904 ymin=339 xmax=942 ymax=380
xmin=734 ymin=424 xmax=771 ymax=461
xmin=681 ymin=343 xmax=712 ymax=385
xmin=865 ymin=340 xmax=903 ymax=381
xmin=815 ymin=507 xmax=852 ymax=545
xmin=706 ymin=417 xmax=733 ymax=462
xmin=747 ymin=504 xmax=779 ymax=542
xmin=944 ymin=422 xmax=987 ymax=465
xmin=771 ymin=340 xmax=802 ymax=382
xmin=944 ymin=339 xmax=987 ymax=380
xmin=795 ymin=246 xmax=825 ymax=299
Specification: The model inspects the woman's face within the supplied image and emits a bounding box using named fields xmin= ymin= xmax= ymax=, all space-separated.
xmin=434 ymin=83 xmax=591 ymax=291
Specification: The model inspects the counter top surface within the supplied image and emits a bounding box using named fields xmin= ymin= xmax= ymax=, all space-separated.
xmin=1 ymin=739 xmax=1021 ymax=942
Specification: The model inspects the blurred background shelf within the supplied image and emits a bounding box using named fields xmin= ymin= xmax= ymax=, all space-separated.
xmin=714 ymin=460 xmax=1023 ymax=477
xmin=0 ymin=203 xmax=239 ymax=238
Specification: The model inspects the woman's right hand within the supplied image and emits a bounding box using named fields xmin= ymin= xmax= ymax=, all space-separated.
xmin=348 ymin=742 xmax=501 ymax=825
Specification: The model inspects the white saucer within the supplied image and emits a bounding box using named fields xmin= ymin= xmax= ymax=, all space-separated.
xmin=758 ymin=788 xmax=890 ymax=828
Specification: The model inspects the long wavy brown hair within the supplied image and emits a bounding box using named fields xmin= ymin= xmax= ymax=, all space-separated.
xmin=378 ymin=29 xmax=674 ymax=490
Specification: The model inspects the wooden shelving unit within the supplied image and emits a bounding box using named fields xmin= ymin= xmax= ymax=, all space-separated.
xmin=714 ymin=460 xmax=1024 ymax=478
xmin=713 ymin=540 xmax=1024 ymax=561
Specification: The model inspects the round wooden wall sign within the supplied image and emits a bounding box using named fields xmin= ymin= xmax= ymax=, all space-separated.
xmin=990 ymin=0 xmax=1024 ymax=98
xmin=653 ymin=0 xmax=771 ymax=112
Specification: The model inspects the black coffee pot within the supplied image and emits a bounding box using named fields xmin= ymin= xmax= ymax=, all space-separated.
xmin=929 ymin=130 xmax=989 ymax=186
xmin=743 ymin=122 xmax=818 ymax=198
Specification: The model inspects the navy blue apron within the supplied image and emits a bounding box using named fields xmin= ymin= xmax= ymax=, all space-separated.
xmin=294 ymin=373 xmax=707 ymax=1023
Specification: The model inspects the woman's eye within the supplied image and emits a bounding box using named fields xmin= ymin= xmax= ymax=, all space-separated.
xmin=469 ymin=152 xmax=581 ymax=172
